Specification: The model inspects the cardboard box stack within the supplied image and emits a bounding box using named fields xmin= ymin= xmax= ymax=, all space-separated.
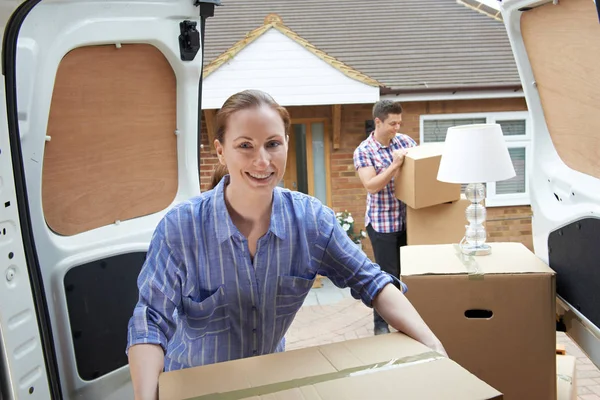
xmin=394 ymin=143 xmax=466 ymax=245
xmin=400 ymin=242 xmax=557 ymax=400
xmin=159 ymin=332 xmax=504 ymax=400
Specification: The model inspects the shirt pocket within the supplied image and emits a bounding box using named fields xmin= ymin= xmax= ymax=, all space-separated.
xmin=181 ymin=285 xmax=230 ymax=340
xmin=275 ymin=275 xmax=314 ymax=319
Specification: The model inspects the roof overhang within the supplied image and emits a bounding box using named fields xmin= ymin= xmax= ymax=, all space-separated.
xmin=379 ymin=84 xmax=523 ymax=102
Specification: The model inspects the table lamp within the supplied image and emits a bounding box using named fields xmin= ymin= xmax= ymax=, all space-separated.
xmin=437 ymin=124 xmax=516 ymax=256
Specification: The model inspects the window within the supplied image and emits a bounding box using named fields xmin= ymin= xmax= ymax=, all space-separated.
xmin=420 ymin=112 xmax=531 ymax=207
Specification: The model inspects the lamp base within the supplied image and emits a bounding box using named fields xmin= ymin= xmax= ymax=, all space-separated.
xmin=459 ymin=242 xmax=492 ymax=256
xmin=462 ymin=182 xmax=491 ymax=257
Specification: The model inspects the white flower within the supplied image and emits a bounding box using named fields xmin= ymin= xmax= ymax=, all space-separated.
xmin=347 ymin=216 xmax=354 ymax=223
xmin=342 ymin=224 xmax=350 ymax=231
xmin=336 ymin=212 xmax=342 ymax=217
xmin=361 ymin=231 xmax=367 ymax=238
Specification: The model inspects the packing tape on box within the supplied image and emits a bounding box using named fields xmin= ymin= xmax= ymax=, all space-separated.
xmin=453 ymin=244 xmax=484 ymax=280
xmin=183 ymin=351 xmax=443 ymax=400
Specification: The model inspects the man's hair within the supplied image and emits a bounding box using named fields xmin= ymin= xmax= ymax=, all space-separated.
xmin=372 ymin=100 xmax=403 ymax=122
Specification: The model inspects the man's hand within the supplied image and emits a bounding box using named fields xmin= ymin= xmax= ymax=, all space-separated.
xmin=392 ymin=149 xmax=407 ymax=168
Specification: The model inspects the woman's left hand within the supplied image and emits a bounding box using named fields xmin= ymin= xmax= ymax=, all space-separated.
xmin=426 ymin=339 xmax=448 ymax=358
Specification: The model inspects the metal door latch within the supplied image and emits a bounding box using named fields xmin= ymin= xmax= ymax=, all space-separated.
xmin=178 ymin=20 xmax=200 ymax=61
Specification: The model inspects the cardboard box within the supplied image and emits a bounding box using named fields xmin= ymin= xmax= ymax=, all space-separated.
xmin=395 ymin=143 xmax=461 ymax=209
xmin=400 ymin=242 xmax=556 ymax=400
xmin=406 ymin=194 xmax=476 ymax=245
xmin=158 ymin=333 xmax=503 ymax=400
xmin=556 ymin=354 xmax=576 ymax=400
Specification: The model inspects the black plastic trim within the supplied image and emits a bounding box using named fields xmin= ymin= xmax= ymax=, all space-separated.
xmin=548 ymin=217 xmax=600 ymax=330
xmin=64 ymin=253 xmax=146 ymax=381
xmin=2 ymin=0 xmax=64 ymax=398
xmin=195 ymin=1 xmax=217 ymax=184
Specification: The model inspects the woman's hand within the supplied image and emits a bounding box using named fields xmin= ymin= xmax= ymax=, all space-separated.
xmin=372 ymin=284 xmax=447 ymax=357
xmin=425 ymin=338 xmax=448 ymax=358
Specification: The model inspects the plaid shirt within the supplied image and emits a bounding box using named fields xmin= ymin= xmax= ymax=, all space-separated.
xmin=353 ymin=132 xmax=417 ymax=233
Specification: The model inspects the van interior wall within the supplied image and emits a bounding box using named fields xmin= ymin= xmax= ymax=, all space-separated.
xmin=43 ymin=43 xmax=178 ymax=236
xmin=521 ymin=0 xmax=600 ymax=180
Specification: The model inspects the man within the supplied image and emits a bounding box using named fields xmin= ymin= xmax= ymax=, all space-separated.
xmin=353 ymin=100 xmax=417 ymax=335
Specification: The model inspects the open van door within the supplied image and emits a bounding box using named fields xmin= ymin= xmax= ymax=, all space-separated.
xmin=0 ymin=0 xmax=218 ymax=398
xmin=500 ymin=0 xmax=600 ymax=367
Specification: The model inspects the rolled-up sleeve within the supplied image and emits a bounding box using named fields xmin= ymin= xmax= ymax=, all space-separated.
xmin=315 ymin=205 xmax=405 ymax=307
xmin=126 ymin=218 xmax=182 ymax=354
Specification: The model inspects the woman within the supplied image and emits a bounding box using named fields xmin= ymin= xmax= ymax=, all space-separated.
xmin=126 ymin=89 xmax=446 ymax=400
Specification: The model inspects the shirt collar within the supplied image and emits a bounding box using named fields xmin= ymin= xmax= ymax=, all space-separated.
xmin=213 ymin=175 xmax=287 ymax=244
xmin=367 ymin=131 xmax=392 ymax=151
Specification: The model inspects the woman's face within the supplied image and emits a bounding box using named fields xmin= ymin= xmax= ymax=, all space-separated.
xmin=215 ymin=105 xmax=288 ymax=194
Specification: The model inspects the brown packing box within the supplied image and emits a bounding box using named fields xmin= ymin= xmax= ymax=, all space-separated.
xmin=395 ymin=142 xmax=461 ymax=209
xmin=406 ymin=194 xmax=478 ymax=245
xmin=158 ymin=333 xmax=503 ymax=400
xmin=556 ymin=354 xmax=576 ymax=400
xmin=400 ymin=242 xmax=556 ymax=400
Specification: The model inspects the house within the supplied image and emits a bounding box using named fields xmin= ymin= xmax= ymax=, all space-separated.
xmin=198 ymin=0 xmax=533 ymax=258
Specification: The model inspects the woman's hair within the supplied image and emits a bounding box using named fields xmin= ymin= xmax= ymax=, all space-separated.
xmin=209 ymin=163 xmax=229 ymax=190
xmin=208 ymin=89 xmax=291 ymax=189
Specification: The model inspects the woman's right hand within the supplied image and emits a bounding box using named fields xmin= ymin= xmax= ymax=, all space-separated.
xmin=128 ymin=344 xmax=165 ymax=400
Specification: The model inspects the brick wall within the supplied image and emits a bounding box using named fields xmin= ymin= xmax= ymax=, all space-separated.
xmin=199 ymin=97 xmax=534 ymax=262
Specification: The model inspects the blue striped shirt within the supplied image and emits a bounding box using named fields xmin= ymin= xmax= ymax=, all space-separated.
xmin=126 ymin=176 xmax=403 ymax=371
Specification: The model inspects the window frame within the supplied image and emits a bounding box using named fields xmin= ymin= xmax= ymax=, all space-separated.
xmin=419 ymin=111 xmax=531 ymax=207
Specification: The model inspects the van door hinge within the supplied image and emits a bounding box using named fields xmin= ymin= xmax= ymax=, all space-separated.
xmin=178 ymin=20 xmax=200 ymax=61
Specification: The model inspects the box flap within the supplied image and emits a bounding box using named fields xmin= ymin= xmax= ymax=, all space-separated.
xmin=402 ymin=242 xmax=556 ymax=276
xmin=405 ymin=142 xmax=445 ymax=160
xmin=159 ymin=333 xmax=503 ymax=400
xmin=307 ymin=357 xmax=502 ymax=400
xmin=319 ymin=331 xmax=429 ymax=368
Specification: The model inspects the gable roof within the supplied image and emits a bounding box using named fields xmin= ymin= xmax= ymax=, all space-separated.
xmin=203 ymin=0 xmax=521 ymax=93
xmin=204 ymin=13 xmax=381 ymax=87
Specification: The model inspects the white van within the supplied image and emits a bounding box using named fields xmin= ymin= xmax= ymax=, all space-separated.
xmin=0 ymin=0 xmax=598 ymax=399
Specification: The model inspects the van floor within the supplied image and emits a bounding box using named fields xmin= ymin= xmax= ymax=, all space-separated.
xmin=286 ymin=277 xmax=600 ymax=399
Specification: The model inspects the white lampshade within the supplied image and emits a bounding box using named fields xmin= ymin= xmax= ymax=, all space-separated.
xmin=437 ymin=124 xmax=516 ymax=184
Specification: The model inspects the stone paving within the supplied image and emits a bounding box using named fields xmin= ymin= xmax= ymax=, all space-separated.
xmin=286 ymin=278 xmax=600 ymax=400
